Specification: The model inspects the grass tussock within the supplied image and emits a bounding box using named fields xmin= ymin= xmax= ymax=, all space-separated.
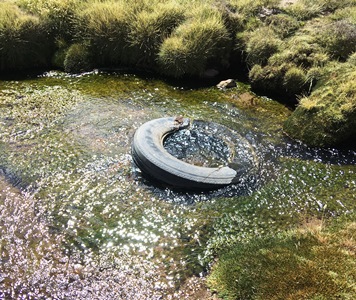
xmin=75 ymin=0 xmax=130 ymax=68
xmin=0 ymin=2 xmax=50 ymax=71
xmin=126 ymin=2 xmax=186 ymax=67
xmin=284 ymin=60 xmax=356 ymax=146
xmin=207 ymin=219 xmax=356 ymax=300
xmin=158 ymin=5 xmax=231 ymax=77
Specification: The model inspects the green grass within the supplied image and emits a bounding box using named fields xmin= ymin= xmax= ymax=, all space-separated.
xmin=284 ymin=60 xmax=356 ymax=146
xmin=158 ymin=4 xmax=231 ymax=77
xmin=75 ymin=0 xmax=130 ymax=67
xmin=0 ymin=2 xmax=50 ymax=71
xmin=126 ymin=1 xmax=185 ymax=68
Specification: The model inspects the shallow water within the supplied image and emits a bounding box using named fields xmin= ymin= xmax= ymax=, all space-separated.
xmin=0 ymin=71 xmax=355 ymax=299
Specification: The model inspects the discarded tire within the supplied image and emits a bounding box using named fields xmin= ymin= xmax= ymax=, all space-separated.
xmin=132 ymin=117 xmax=240 ymax=189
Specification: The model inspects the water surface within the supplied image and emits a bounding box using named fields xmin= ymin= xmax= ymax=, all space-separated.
xmin=0 ymin=71 xmax=355 ymax=298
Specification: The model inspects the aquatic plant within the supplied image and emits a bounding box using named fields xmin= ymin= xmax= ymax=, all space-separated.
xmin=1 ymin=70 xmax=355 ymax=299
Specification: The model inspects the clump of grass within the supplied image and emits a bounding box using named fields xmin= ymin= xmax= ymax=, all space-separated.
xmin=228 ymin=0 xmax=281 ymax=17
xmin=248 ymin=32 xmax=329 ymax=95
xmin=317 ymin=19 xmax=356 ymax=60
xmin=158 ymin=5 xmax=230 ymax=77
xmin=245 ymin=26 xmax=282 ymax=66
xmin=249 ymin=63 xmax=286 ymax=93
xmin=126 ymin=1 xmax=185 ymax=68
xmin=284 ymin=60 xmax=356 ymax=146
xmin=19 ymin=0 xmax=78 ymax=42
xmin=270 ymin=34 xmax=329 ymax=69
xmin=207 ymin=219 xmax=356 ymax=300
xmin=283 ymin=66 xmax=307 ymax=94
xmin=347 ymin=52 xmax=356 ymax=65
xmin=0 ymin=2 xmax=50 ymax=71
xmin=265 ymin=13 xmax=301 ymax=38
xmin=75 ymin=0 xmax=130 ymax=67
xmin=63 ymin=42 xmax=92 ymax=73
xmin=283 ymin=0 xmax=326 ymax=20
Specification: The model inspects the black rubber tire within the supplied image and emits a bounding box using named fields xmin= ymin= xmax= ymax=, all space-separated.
xmin=132 ymin=117 xmax=239 ymax=189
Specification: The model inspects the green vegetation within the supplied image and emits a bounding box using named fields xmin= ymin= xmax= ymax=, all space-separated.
xmin=0 ymin=2 xmax=50 ymax=70
xmin=158 ymin=5 xmax=230 ymax=77
xmin=284 ymin=59 xmax=356 ymax=146
xmin=206 ymin=157 xmax=356 ymax=299
xmin=1 ymin=1 xmax=356 ymax=296
xmin=207 ymin=220 xmax=356 ymax=300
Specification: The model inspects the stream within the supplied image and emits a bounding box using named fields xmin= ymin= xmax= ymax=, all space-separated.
xmin=0 ymin=70 xmax=355 ymax=299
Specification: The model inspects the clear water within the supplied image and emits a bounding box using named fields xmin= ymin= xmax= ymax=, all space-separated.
xmin=0 ymin=71 xmax=355 ymax=299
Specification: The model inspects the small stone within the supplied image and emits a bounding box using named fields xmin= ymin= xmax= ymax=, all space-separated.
xmin=217 ymin=79 xmax=237 ymax=89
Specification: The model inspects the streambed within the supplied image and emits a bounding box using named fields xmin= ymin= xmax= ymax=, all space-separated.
xmin=0 ymin=71 xmax=355 ymax=299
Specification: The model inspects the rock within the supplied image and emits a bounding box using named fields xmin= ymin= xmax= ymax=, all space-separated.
xmin=217 ymin=79 xmax=237 ymax=89
xmin=258 ymin=7 xmax=281 ymax=18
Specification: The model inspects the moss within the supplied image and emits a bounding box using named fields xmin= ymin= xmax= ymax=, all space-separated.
xmin=207 ymin=221 xmax=356 ymax=300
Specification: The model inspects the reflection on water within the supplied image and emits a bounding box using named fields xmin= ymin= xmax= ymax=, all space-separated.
xmin=0 ymin=71 xmax=355 ymax=298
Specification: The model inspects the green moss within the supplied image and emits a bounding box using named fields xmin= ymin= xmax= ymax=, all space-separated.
xmin=207 ymin=221 xmax=356 ymax=300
